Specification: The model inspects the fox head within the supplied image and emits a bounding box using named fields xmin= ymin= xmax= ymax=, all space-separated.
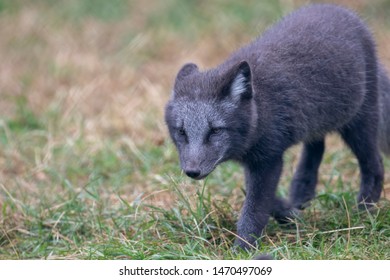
xmin=165 ymin=61 xmax=258 ymax=180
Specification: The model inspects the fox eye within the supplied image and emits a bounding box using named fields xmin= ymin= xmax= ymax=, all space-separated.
xmin=210 ymin=128 xmax=222 ymax=135
xmin=178 ymin=128 xmax=186 ymax=136
xmin=176 ymin=127 xmax=188 ymax=143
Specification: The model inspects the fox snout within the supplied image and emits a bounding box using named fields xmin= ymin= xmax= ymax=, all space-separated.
xmin=179 ymin=144 xmax=226 ymax=180
xmin=184 ymin=169 xmax=201 ymax=179
xmin=182 ymin=160 xmax=203 ymax=180
xmin=181 ymin=156 xmax=211 ymax=180
xmin=181 ymin=156 xmax=220 ymax=180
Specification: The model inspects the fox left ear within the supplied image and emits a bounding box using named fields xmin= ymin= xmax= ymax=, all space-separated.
xmin=229 ymin=61 xmax=252 ymax=101
xmin=176 ymin=63 xmax=199 ymax=80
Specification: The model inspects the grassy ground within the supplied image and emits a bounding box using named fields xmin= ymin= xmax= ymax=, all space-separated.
xmin=0 ymin=0 xmax=389 ymax=260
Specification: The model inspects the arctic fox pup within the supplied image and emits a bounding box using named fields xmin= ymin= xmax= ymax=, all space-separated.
xmin=165 ymin=4 xmax=390 ymax=249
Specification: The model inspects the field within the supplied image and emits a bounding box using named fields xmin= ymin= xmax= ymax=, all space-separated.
xmin=0 ymin=0 xmax=389 ymax=259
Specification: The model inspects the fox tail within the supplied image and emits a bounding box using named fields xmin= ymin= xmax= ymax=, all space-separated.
xmin=378 ymin=64 xmax=390 ymax=155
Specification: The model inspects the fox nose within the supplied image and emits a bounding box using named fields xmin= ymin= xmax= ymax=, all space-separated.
xmin=185 ymin=169 xmax=201 ymax=179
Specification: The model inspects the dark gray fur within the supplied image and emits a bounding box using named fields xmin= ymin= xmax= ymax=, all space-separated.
xmin=165 ymin=4 xmax=390 ymax=250
xmin=379 ymin=65 xmax=390 ymax=155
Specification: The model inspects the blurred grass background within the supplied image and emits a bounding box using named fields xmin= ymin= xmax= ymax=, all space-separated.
xmin=0 ymin=0 xmax=389 ymax=259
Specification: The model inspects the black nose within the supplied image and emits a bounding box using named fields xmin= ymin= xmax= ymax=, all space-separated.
xmin=185 ymin=169 xmax=201 ymax=179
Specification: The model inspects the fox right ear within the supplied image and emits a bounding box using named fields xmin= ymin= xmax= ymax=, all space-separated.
xmin=229 ymin=61 xmax=252 ymax=101
xmin=176 ymin=63 xmax=199 ymax=80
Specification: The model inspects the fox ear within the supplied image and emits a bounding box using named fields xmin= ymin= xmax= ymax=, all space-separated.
xmin=173 ymin=63 xmax=199 ymax=99
xmin=229 ymin=61 xmax=252 ymax=101
xmin=176 ymin=63 xmax=199 ymax=80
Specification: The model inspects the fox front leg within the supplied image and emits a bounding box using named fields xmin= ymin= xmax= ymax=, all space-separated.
xmin=235 ymin=157 xmax=283 ymax=249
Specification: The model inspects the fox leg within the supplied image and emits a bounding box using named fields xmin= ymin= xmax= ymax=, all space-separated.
xmin=340 ymin=117 xmax=384 ymax=207
xmin=290 ymin=139 xmax=325 ymax=209
xmin=236 ymin=156 xmax=283 ymax=249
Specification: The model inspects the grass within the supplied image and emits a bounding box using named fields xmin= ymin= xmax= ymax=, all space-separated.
xmin=0 ymin=0 xmax=390 ymax=260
